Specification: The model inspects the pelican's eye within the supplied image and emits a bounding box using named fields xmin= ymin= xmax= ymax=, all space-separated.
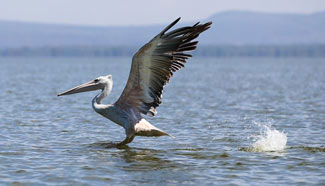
xmin=94 ymin=79 xmax=99 ymax=83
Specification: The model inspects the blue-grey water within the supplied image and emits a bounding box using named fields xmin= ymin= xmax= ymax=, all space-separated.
xmin=0 ymin=57 xmax=324 ymax=185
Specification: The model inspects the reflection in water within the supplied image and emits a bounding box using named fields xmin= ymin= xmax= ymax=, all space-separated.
xmin=89 ymin=141 xmax=180 ymax=170
xmin=118 ymin=148 xmax=176 ymax=170
xmin=86 ymin=142 xmax=201 ymax=184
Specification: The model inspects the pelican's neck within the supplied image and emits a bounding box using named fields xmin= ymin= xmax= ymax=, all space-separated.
xmin=92 ymin=82 xmax=112 ymax=111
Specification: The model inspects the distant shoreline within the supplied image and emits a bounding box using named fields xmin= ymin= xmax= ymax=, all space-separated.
xmin=1 ymin=45 xmax=324 ymax=58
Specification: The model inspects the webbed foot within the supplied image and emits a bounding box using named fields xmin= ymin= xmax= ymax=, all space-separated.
xmin=117 ymin=136 xmax=135 ymax=147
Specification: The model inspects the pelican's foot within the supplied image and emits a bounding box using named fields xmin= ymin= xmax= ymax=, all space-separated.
xmin=116 ymin=136 xmax=135 ymax=147
xmin=101 ymin=142 xmax=128 ymax=149
xmin=106 ymin=143 xmax=120 ymax=148
xmin=88 ymin=141 xmax=119 ymax=148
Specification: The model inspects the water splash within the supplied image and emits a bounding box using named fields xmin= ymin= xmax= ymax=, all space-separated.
xmin=240 ymin=123 xmax=287 ymax=152
xmin=251 ymin=125 xmax=287 ymax=152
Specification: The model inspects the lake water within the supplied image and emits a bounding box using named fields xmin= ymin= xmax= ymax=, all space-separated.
xmin=0 ymin=57 xmax=324 ymax=185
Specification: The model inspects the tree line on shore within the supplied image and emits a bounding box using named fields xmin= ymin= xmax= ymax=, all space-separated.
xmin=1 ymin=45 xmax=324 ymax=57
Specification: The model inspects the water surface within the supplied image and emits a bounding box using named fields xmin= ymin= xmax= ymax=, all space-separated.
xmin=0 ymin=57 xmax=324 ymax=185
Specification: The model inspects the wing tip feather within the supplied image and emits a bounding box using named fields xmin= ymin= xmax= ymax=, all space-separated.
xmin=158 ymin=17 xmax=181 ymax=36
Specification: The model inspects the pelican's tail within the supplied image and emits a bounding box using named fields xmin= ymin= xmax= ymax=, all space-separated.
xmin=134 ymin=119 xmax=172 ymax=137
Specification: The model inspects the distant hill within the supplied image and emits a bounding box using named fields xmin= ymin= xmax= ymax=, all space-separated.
xmin=203 ymin=11 xmax=325 ymax=45
xmin=0 ymin=11 xmax=325 ymax=48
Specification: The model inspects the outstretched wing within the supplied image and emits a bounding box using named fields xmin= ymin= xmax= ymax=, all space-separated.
xmin=115 ymin=18 xmax=212 ymax=116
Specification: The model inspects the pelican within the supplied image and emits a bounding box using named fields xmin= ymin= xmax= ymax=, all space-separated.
xmin=58 ymin=18 xmax=211 ymax=146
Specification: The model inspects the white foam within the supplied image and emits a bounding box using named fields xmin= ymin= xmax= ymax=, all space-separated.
xmin=250 ymin=125 xmax=287 ymax=152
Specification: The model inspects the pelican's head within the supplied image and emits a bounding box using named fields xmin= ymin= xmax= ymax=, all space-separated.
xmin=57 ymin=75 xmax=113 ymax=96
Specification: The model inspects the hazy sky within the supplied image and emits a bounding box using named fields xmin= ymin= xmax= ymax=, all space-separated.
xmin=1 ymin=0 xmax=325 ymax=26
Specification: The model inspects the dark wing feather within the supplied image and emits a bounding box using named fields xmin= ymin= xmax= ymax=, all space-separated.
xmin=115 ymin=18 xmax=212 ymax=116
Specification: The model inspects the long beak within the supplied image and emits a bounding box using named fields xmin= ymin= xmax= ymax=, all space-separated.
xmin=57 ymin=80 xmax=103 ymax=96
